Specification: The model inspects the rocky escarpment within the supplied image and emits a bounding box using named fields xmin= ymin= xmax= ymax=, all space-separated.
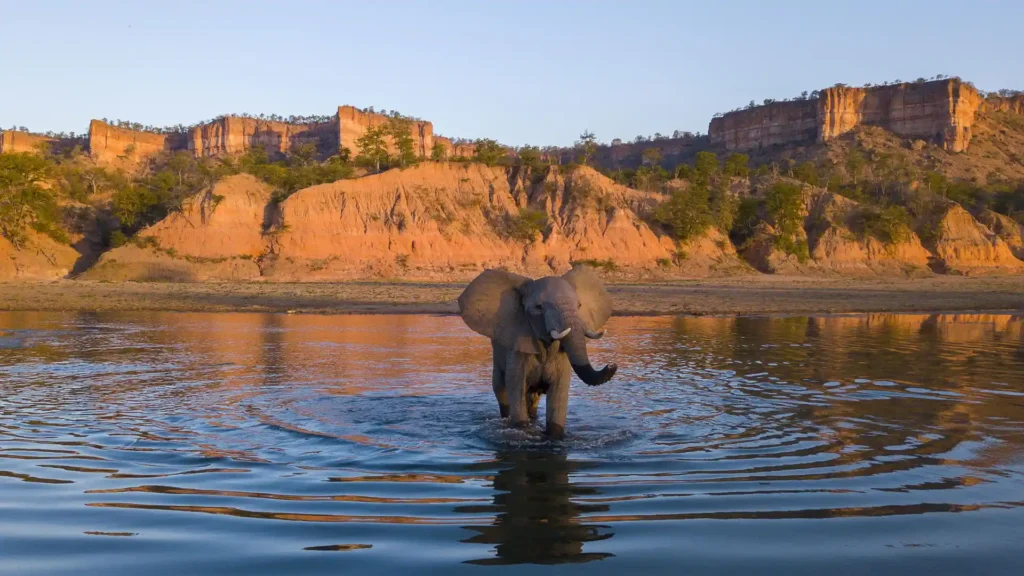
xmin=87 ymin=106 xmax=446 ymax=166
xmin=432 ymin=136 xmax=477 ymax=159
xmin=188 ymin=117 xmax=337 ymax=157
xmin=0 ymin=231 xmax=81 ymax=280
xmin=84 ymin=175 xmax=271 ymax=281
xmin=804 ymin=191 xmax=932 ymax=275
xmin=975 ymin=210 xmax=1024 ymax=259
xmin=84 ymin=164 xmax=745 ymax=281
xmin=924 ymin=204 xmax=1024 ymax=274
xmin=711 ymin=79 xmax=986 ymax=153
xmin=88 ymin=120 xmax=187 ymax=165
xmin=25 ymin=166 xmax=1024 ymax=282
xmin=983 ymin=94 xmax=1024 ymax=115
xmin=0 ymin=130 xmax=55 ymax=154
xmin=336 ymin=106 xmax=434 ymax=158
xmin=738 ymin=182 xmax=1023 ymax=276
xmin=267 ymin=163 xmax=744 ymax=279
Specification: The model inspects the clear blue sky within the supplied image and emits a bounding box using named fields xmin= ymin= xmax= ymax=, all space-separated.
xmin=2 ymin=0 xmax=1021 ymax=146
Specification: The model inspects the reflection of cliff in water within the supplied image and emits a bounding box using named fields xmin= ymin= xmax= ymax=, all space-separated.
xmin=457 ymin=451 xmax=614 ymax=565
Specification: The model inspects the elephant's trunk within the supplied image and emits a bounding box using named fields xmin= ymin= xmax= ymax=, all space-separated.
xmin=556 ymin=312 xmax=617 ymax=387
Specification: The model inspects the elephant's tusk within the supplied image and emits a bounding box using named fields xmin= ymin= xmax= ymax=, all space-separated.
xmin=585 ymin=329 xmax=606 ymax=339
xmin=550 ymin=327 xmax=571 ymax=340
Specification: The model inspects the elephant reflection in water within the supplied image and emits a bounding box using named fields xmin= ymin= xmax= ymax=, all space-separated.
xmin=457 ymin=451 xmax=614 ymax=565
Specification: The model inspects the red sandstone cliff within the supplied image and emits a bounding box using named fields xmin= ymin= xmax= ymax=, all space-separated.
xmin=87 ymin=120 xmax=186 ymax=165
xmin=85 ymin=106 xmax=446 ymax=165
xmin=925 ymin=204 xmax=1024 ymax=274
xmin=433 ymin=136 xmax=477 ymax=159
xmin=0 ymin=130 xmax=55 ymax=154
xmin=188 ymin=117 xmax=335 ymax=157
xmin=336 ymin=106 xmax=434 ymax=158
xmin=84 ymin=174 xmax=271 ymax=281
xmin=83 ymin=164 xmax=745 ymax=281
xmin=711 ymin=79 xmax=985 ymax=153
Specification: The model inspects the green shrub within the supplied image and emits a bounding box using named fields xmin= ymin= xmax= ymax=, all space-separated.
xmin=723 ymin=153 xmax=749 ymax=178
xmin=653 ymin=186 xmax=712 ymax=241
xmin=0 ymin=152 xmax=64 ymax=248
xmin=131 ymin=235 xmax=160 ymax=250
xmin=731 ymin=197 xmax=763 ymax=242
xmin=766 ymin=182 xmax=807 ymax=260
xmin=108 ymin=229 xmax=128 ymax=248
xmin=503 ymin=207 xmax=548 ymax=242
xmin=571 ymin=258 xmax=618 ymax=272
xmin=710 ymin=186 xmax=739 ymax=233
xmin=853 ymin=205 xmax=913 ymax=244
xmin=766 ymin=182 xmax=804 ymax=236
xmin=773 ymin=236 xmax=810 ymax=262
xmin=674 ymin=164 xmax=693 ymax=181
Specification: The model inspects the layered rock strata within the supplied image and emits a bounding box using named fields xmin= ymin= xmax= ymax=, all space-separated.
xmin=710 ymin=79 xmax=985 ymax=152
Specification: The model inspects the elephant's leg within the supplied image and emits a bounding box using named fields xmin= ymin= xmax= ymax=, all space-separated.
xmin=545 ymin=360 xmax=571 ymax=439
xmin=504 ymin=354 xmax=529 ymax=427
xmin=527 ymin=391 xmax=542 ymax=419
xmin=492 ymin=365 xmax=509 ymax=418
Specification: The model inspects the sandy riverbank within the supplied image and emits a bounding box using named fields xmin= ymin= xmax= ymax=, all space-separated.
xmin=1 ymin=276 xmax=1022 ymax=316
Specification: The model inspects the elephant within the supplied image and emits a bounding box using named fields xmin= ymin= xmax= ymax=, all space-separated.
xmin=457 ymin=265 xmax=617 ymax=438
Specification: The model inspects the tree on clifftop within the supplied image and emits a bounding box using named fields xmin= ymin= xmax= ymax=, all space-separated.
xmin=430 ymin=141 xmax=447 ymax=162
xmin=473 ymin=139 xmax=505 ymax=166
xmin=576 ymin=130 xmax=597 ymax=165
xmin=386 ymin=117 xmax=417 ymax=167
xmin=517 ymin=145 xmax=542 ymax=170
xmin=641 ymin=148 xmax=663 ymax=168
xmin=355 ymin=126 xmax=389 ymax=173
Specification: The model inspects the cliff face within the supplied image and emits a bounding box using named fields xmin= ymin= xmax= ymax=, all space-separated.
xmin=0 ymin=130 xmax=55 ymax=154
xmin=975 ymin=210 xmax=1024 ymax=259
xmin=337 ymin=106 xmax=434 ymax=158
xmin=86 ymin=106 xmax=448 ymax=165
xmin=81 ymin=163 xmax=744 ymax=281
xmin=711 ymin=79 xmax=986 ymax=153
xmin=805 ymin=191 xmax=931 ymax=276
xmin=737 ymin=182 xmax=1024 ymax=277
xmin=83 ymin=174 xmax=271 ymax=281
xmin=927 ymin=204 xmax=1024 ymax=274
xmin=983 ymin=94 xmax=1024 ymax=114
xmin=189 ymin=117 xmax=336 ymax=157
xmin=710 ymin=100 xmax=820 ymax=153
xmin=0 ymin=231 xmax=80 ymax=280
xmin=88 ymin=120 xmax=186 ymax=165
xmin=433 ymin=136 xmax=477 ymax=159
xmin=266 ymin=163 xmax=694 ymax=279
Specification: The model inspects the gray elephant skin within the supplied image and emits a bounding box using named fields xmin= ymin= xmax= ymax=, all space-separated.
xmin=458 ymin=265 xmax=617 ymax=438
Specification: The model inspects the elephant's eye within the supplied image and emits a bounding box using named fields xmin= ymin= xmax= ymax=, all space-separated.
xmin=533 ymin=304 xmax=543 ymax=311
xmin=578 ymin=301 xmax=582 ymax=309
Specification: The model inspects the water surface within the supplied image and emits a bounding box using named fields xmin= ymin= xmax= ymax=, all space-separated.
xmin=1 ymin=312 xmax=1023 ymax=574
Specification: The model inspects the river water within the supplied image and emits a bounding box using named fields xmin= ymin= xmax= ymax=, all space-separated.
xmin=1 ymin=312 xmax=1022 ymax=574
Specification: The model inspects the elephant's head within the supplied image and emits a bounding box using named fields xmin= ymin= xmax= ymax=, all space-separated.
xmin=458 ymin=266 xmax=617 ymax=386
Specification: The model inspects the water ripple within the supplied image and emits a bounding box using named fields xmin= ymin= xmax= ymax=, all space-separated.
xmin=0 ymin=312 xmax=1023 ymax=574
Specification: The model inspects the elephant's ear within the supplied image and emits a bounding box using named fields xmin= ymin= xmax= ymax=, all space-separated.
xmin=458 ymin=269 xmax=540 ymax=354
xmin=563 ymin=265 xmax=612 ymax=330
